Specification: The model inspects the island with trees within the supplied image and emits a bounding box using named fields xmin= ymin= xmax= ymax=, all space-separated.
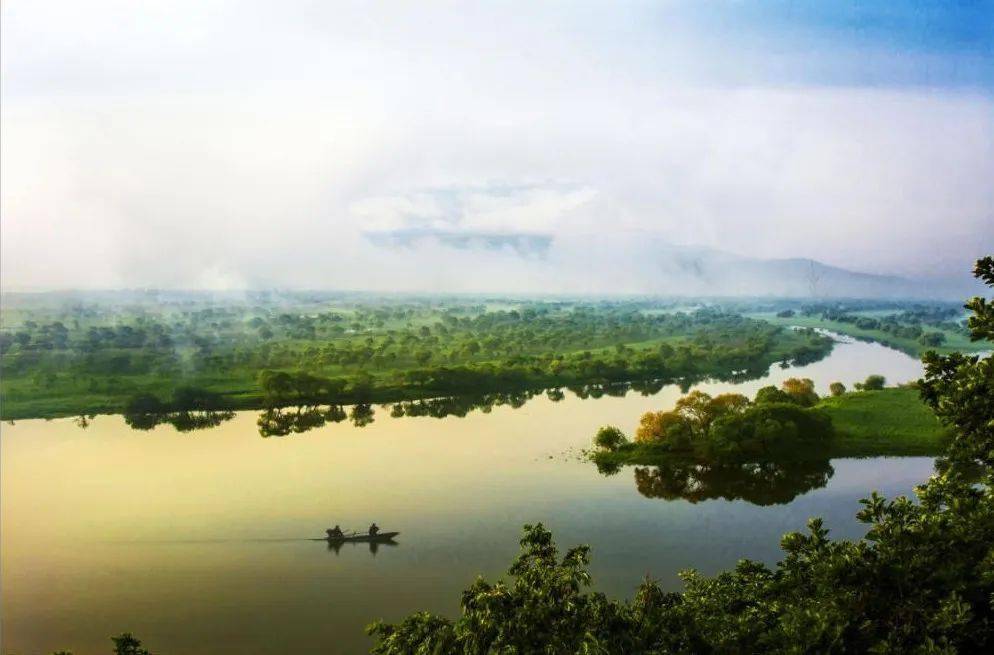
xmin=591 ymin=374 xmax=950 ymax=472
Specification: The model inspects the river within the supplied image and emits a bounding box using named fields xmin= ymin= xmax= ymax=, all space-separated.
xmin=0 ymin=334 xmax=932 ymax=654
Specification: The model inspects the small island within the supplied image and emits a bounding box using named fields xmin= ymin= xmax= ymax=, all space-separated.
xmin=591 ymin=375 xmax=950 ymax=471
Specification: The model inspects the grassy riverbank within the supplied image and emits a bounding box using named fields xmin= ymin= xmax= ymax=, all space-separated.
xmin=750 ymin=312 xmax=984 ymax=357
xmin=594 ymin=387 xmax=949 ymax=467
xmin=819 ymin=387 xmax=951 ymax=456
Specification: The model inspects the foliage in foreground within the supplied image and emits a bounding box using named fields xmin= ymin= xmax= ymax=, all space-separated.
xmin=368 ymin=257 xmax=994 ymax=654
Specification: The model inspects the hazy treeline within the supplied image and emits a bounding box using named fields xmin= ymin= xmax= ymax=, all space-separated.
xmin=0 ymin=295 xmax=832 ymax=419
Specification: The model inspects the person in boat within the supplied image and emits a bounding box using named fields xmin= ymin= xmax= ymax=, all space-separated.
xmin=368 ymin=522 xmax=380 ymax=536
xmin=327 ymin=525 xmax=344 ymax=539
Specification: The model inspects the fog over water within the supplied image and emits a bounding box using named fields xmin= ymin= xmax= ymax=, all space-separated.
xmin=2 ymin=1 xmax=992 ymax=294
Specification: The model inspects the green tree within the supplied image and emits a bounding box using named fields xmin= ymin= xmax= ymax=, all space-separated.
xmin=593 ymin=425 xmax=628 ymax=451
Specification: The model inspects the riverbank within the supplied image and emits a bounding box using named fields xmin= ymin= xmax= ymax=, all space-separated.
xmin=593 ymin=387 xmax=949 ymax=468
xmin=750 ymin=313 xmax=985 ymax=358
xmin=0 ymin=326 xmax=830 ymax=420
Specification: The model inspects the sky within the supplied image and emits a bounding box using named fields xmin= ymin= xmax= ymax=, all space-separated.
xmin=2 ymin=1 xmax=993 ymax=294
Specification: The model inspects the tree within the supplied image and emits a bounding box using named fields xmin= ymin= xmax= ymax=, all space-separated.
xmin=754 ymin=384 xmax=792 ymax=404
xmin=111 ymin=633 xmax=149 ymax=655
xmin=919 ymin=255 xmax=994 ymax=467
xmin=635 ymin=410 xmax=694 ymax=446
xmin=781 ymin=377 xmax=819 ymax=406
xmin=673 ymin=390 xmax=714 ymax=434
xmin=593 ymin=426 xmax=627 ymax=451
xmin=828 ymin=381 xmax=846 ymax=397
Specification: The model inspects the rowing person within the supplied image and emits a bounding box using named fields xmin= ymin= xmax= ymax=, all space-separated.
xmin=327 ymin=525 xmax=344 ymax=539
xmin=368 ymin=522 xmax=380 ymax=536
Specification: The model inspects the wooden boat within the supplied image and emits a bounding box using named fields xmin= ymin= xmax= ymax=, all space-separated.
xmin=323 ymin=531 xmax=399 ymax=543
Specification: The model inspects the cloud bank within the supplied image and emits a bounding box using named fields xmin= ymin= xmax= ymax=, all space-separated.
xmin=2 ymin=1 xmax=992 ymax=293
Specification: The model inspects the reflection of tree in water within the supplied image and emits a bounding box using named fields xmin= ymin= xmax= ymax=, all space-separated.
xmin=388 ymin=390 xmax=540 ymax=420
xmin=257 ymin=405 xmax=348 ymax=437
xmin=632 ymin=457 xmax=834 ymax=506
xmin=124 ymin=409 xmax=235 ymax=432
xmin=120 ymin=354 xmax=824 ymax=436
xmin=349 ymin=403 xmax=375 ymax=427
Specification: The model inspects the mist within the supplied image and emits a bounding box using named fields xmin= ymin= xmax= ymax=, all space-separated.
xmin=2 ymin=1 xmax=992 ymax=295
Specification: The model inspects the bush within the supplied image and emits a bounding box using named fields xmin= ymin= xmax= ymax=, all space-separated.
xmin=593 ymin=426 xmax=628 ymax=451
xmin=754 ymin=385 xmax=793 ymax=404
xmin=829 ymin=381 xmax=846 ymax=396
xmin=856 ymin=374 xmax=886 ymax=391
xmin=707 ymin=403 xmax=833 ymax=460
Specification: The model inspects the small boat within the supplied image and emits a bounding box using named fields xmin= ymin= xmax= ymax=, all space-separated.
xmin=324 ymin=531 xmax=399 ymax=543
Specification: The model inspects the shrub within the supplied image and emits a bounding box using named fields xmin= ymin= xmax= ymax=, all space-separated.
xmin=856 ymin=374 xmax=886 ymax=391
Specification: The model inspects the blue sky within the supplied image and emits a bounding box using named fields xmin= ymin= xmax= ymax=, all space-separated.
xmin=2 ymin=1 xmax=992 ymax=292
xmin=673 ymin=0 xmax=994 ymax=87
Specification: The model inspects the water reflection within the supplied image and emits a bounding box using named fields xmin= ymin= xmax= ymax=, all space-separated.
xmin=254 ymin=372 xmax=806 ymax=437
xmin=107 ymin=332 xmax=910 ymax=438
xmin=124 ymin=409 xmax=236 ymax=432
xmin=628 ymin=457 xmax=835 ymax=506
xmin=388 ymin=390 xmax=539 ymax=419
xmin=257 ymin=405 xmax=348 ymax=437
xmin=325 ymin=539 xmax=398 ymax=556
xmin=109 ymin=362 xmax=802 ymax=437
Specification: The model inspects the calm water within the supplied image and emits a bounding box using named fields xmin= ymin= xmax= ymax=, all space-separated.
xmin=1 ymin=336 xmax=932 ymax=654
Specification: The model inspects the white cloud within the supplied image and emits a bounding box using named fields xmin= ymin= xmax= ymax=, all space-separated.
xmin=2 ymin=1 xmax=992 ymax=291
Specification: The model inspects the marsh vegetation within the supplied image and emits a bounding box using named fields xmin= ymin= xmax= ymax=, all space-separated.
xmin=0 ymin=295 xmax=832 ymax=420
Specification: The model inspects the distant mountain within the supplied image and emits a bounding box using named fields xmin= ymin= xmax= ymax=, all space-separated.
xmin=364 ymin=229 xmax=979 ymax=299
xmin=559 ymin=236 xmax=980 ymax=299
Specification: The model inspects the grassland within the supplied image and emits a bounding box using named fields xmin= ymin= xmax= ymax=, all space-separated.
xmin=818 ymin=387 xmax=951 ymax=456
